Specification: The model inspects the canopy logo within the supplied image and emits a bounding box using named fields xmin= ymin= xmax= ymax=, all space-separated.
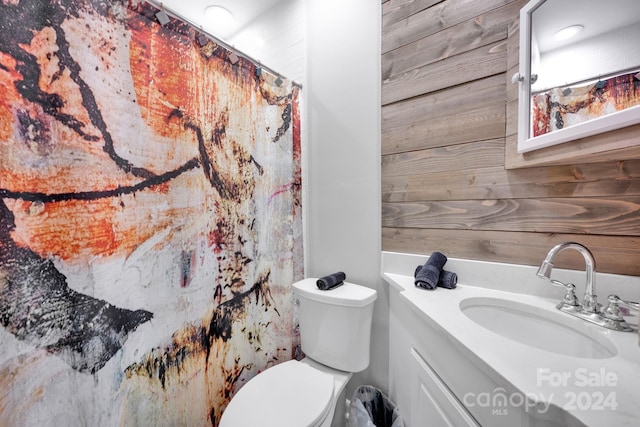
xmin=462 ymin=368 xmax=619 ymax=417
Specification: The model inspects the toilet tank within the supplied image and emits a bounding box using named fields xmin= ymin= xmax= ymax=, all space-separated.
xmin=292 ymin=278 xmax=377 ymax=372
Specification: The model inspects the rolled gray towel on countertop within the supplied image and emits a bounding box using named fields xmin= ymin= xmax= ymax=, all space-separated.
xmin=437 ymin=270 xmax=457 ymax=289
xmin=414 ymin=252 xmax=447 ymax=290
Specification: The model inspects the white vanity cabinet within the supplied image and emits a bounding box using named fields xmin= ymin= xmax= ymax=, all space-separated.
xmin=389 ymin=287 xmax=496 ymax=426
xmin=388 ymin=286 xmax=574 ymax=427
xmin=383 ymin=252 xmax=640 ymax=427
xmin=408 ymin=347 xmax=479 ymax=426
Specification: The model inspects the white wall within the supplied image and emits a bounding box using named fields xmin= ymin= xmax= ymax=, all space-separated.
xmin=306 ymin=1 xmax=387 ymax=426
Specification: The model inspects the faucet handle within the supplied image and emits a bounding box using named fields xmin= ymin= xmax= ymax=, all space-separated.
xmin=602 ymin=295 xmax=625 ymax=321
xmin=601 ymin=295 xmax=635 ymax=332
xmin=606 ymin=294 xmax=639 ymax=312
xmin=550 ymin=278 xmax=570 ymax=288
xmin=550 ymin=280 xmax=579 ymax=307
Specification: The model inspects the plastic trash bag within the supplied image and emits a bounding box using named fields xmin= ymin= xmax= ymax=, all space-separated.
xmin=348 ymin=385 xmax=404 ymax=427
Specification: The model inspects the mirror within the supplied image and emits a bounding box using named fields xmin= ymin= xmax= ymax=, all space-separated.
xmin=516 ymin=0 xmax=640 ymax=153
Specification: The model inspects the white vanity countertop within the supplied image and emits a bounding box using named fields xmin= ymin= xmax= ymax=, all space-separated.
xmin=382 ymin=251 xmax=640 ymax=427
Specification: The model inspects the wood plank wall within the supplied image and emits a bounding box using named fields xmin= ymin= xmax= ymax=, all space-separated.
xmin=381 ymin=0 xmax=640 ymax=276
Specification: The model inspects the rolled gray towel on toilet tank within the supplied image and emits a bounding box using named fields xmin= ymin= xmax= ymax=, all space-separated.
xmin=316 ymin=271 xmax=346 ymax=290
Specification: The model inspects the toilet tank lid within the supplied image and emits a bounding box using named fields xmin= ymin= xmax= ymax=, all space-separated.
xmin=293 ymin=278 xmax=377 ymax=307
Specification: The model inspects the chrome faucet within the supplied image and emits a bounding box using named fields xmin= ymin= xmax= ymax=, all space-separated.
xmin=537 ymin=242 xmax=638 ymax=332
xmin=537 ymin=242 xmax=599 ymax=313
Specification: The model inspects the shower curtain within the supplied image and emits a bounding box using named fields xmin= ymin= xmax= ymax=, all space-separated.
xmin=0 ymin=0 xmax=303 ymax=425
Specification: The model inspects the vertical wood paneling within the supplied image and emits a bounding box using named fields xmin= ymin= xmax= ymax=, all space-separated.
xmin=381 ymin=0 xmax=640 ymax=276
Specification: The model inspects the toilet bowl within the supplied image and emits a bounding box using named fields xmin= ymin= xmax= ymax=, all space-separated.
xmin=219 ymin=357 xmax=351 ymax=427
xmin=219 ymin=278 xmax=377 ymax=427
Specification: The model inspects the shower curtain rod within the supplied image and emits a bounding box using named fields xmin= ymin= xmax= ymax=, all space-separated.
xmin=145 ymin=1 xmax=301 ymax=88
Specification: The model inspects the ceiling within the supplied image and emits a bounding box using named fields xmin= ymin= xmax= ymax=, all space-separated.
xmin=532 ymin=0 xmax=640 ymax=53
xmin=150 ymin=0 xmax=284 ymax=41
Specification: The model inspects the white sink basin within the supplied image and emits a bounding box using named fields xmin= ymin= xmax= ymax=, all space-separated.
xmin=460 ymin=297 xmax=617 ymax=359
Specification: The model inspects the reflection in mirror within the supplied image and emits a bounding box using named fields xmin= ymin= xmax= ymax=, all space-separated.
xmin=517 ymin=0 xmax=640 ymax=153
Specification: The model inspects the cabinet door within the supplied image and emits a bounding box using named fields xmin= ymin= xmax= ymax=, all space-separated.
xmin=410 ymin=348 xmax=480 ymax=427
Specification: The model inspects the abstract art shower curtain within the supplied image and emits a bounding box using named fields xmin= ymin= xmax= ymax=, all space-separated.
xmin=0 ymin=0 xmax=302 ymax=425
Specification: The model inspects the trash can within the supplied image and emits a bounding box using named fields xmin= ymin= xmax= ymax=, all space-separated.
xmin=348 ymin=385 xmax=404 ymax=427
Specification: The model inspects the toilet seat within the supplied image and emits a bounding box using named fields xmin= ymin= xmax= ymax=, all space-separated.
xmin=219 ymin=360 xmax=335 ymax=427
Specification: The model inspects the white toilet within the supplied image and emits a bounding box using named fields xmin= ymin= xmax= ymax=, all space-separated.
xmin=219 ymin=277 xmax=377 ymax=427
